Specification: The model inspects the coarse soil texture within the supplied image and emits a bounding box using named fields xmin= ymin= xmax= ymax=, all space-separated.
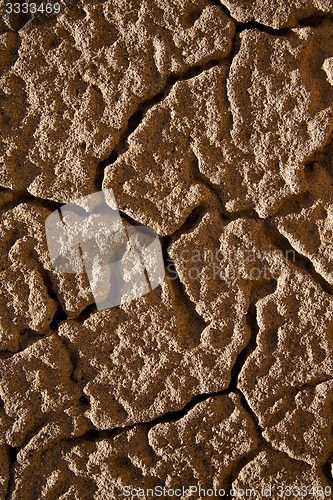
xmin=0 ymin=0 xmax=333 ymax=498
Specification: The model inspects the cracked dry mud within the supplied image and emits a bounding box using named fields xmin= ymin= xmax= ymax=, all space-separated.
xmin=0 ymin=0 xmax=333 ymax=498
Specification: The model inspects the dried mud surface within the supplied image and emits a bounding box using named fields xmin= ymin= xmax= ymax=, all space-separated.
xmin=0 ymin=0 xmax=333 ymax=498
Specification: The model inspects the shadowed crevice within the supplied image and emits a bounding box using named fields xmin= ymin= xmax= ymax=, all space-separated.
xmin=236 ymin=21 xmax=290 ymax=35
xmin=190 ymin=153 xmax=232 ymax=220
xmin=147 ymin=389 xmax=234 ymax=428
xmin=0 ymin=351 xmax=15 ymax=360
xmin=223 ymin=447 xmax=262 ymax=497
xmin=162 ymin=236 xmax=207 ymax=344
xmin=265 ymin=220 xmax=333 ymax=295
xmin=75 ymin=303 xmax=98 ymax=323
xmin=228 ymin=279 xmax=277 ymax=396
xmin=5 ymin=446 xmax=19 ymax=500
xmin=0 ymin=330 xmax=53 ymax=359
xmin=50 ymin=305 xmax=68 ymax=331
xmin=57 ymin=334 xmax=82 ymax=384
xmin=227 ymin=307 xmax=258 ymax=393
xmin=118 ymin=209 xmax=143 ymax=228
xmin=96 ymin=58 xmax=225 ymax=190
xmin=170 ymin=205 xmax=208 ymax=239
xmin=272 ymin=191 xmax=314 ymax=218
xmin=0 ymin=190 xmax=62 ymax=214
xmin=304 ymin=131 xmax=333 ymax=177
xmin=297 ymin=12 xmax=333 ymax=27
xmin=216 ymin=0 xmax=333 ymax=32
xmin=55 ymin=392 xmax=238 ymax=448
xmin=322 ymin=453 xmax=333 ymax=487
xmin=95 ymin=150 xmax=118 ymax=191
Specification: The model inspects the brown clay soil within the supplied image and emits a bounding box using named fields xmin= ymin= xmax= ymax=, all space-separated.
xmin=0 ymin=0 xmax=333 ymax=498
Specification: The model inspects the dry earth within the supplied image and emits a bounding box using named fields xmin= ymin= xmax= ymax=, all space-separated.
xmin=0 ymin=0 xmax=333 ymax=498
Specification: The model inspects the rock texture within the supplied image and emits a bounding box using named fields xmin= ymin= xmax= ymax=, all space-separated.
xmin=0 ymin=201 xmax=93 ymax=352
xmin=10 ymin=394 xmax=258 ymax=498
xmin=0 ymin=0 xmax=333 ymax=497
xmin=220 ymin=0 xmax=333 ymax=29
xmin=232 ymin=449 xmax=332 ymax=498
xmin=103 ymin=21 xmax=333 ymax=230
xmin=0 ymin=0 xmax=234 ymax=201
